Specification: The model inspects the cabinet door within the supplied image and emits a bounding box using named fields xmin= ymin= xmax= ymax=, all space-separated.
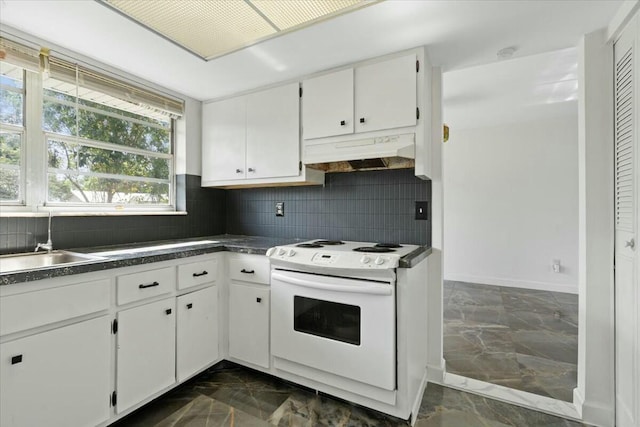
xmin=355 ymin=54 xmax=417 ymax=133
xmin=246 ymin=83 xmax=300 ymax=179
xmin=0 ymin=316 xmax=111 ymax=427
xmin=116 ymin=298 xmax=176 ymax=413
xmin=302 ymin=68 xmax=354 ymax=139
xmin=176 ymin=286 xmax=219 ymax=382
xmin=228 ymin=283 xmax=270 ymax=368
xmin=202 ymin=96 xmax=246 ymax=182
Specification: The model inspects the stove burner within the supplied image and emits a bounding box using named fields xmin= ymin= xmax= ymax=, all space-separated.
xmin=314 ymin=240 xmax=344 ymax=245
xmin=296 ymin=243 xmax=324 ymax=248
xmin=353 ymin=246 xmax=396 ymax=253
xmin=375 ymin=243 xmax=403 ymax=249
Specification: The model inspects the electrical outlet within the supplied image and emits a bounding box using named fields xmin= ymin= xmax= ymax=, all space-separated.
xmin=415 ymin=201 xmax=428 ymax=220
xmin=552 ymin=259 xmax=561 ymax=273
xmin=275 ymin=202 xmax=284 ymax=217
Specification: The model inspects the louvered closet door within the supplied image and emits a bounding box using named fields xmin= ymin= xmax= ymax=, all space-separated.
xmin=614 ymin=15 xmax=639 ymax=427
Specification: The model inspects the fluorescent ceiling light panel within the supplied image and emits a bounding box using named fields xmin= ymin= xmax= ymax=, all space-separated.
xmin=104 ymin=0 xmax=373 ymax=60
xmin=251 ymin=0 xmax=364 ymax=30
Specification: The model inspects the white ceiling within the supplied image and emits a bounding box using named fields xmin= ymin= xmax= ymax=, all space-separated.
xmin=444 ymin=47 xmax=579 ymax=130
xmin=0 ymin=0 xmax=623 ymax=103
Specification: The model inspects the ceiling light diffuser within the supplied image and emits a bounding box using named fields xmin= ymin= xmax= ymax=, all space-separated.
xmin=103 ymin=0 xmax=374 ymax=60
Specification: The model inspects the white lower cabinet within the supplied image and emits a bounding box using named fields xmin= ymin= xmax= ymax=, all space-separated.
xmin=116 ymin=297 xmax=176 ymax=414
xmin=0 ymin=315 xmax=111 ymax=427
xmin=228 ymin=282 xmax=270 ymax=368
xmin=0 ymin=251 xmax=269 ymax=426
xmin=177 ymin=285 xmax=219 ymax=381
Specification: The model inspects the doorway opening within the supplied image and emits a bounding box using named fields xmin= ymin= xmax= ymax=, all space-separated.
xmin=441 ymin=47 xmax=580 ymax=404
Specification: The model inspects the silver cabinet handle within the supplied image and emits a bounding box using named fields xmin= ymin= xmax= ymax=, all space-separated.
xmin=625 ymin=238 xmax=635 ymax=249
xmin=248 ymin=168 xmax=255 ymax=173
xmin=236 ymin=168 xmax=243 ymax=173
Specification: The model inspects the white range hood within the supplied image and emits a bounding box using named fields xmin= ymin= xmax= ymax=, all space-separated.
xmin=304 ymin=133 xmax=415 ymax=172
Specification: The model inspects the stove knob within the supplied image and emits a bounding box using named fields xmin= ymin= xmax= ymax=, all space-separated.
xmin=277 ymin=248 xmax=286 ymax=256
xmin=287 ymin=249 xmax=296 ymax=257
xmin=361 ymin=255 xmax=371 ymax=264
xmin=374 ymin=257 xmax=385 ymax=265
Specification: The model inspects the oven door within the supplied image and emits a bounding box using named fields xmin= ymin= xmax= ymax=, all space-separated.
xmin=271 ymin=269 xmax=396 ymax=391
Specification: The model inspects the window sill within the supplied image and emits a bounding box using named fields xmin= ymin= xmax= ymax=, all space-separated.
xmin=0 ymin=211 xmax=188 ymax=218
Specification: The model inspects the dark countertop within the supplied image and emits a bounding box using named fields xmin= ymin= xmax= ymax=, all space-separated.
xmin=0 ymin=235 xmax=432 ymax=286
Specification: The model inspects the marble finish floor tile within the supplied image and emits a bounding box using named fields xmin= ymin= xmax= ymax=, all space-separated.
xmin=444 ymin=281 xmax=578 ymax=402
xmin=113 ymin=363 xmax=587 ymax=427
xmin=193 ymin=365 xmax=297 ymax=421
xmin=511 ymin=330 xmax=578 ymax=364
xmin=444 ymin=325 xmax=521 ymax=382
xmin=156 ymin=394 xmax=270 ymax=427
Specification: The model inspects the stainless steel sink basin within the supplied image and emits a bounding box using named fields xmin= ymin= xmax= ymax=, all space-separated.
xmin=0 ymin=250 xmax=107 ymax=274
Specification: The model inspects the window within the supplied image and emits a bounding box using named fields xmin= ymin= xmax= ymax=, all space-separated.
xmin=43 ymin=74 xmax=173 ymax=206
xmin=0 ymin=37 xmax=184 ymax=211
xmin=0 ymin=62 xmax=24 ymax=203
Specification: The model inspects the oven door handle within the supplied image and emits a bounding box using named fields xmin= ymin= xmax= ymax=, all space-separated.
xmin=272 ymin=272 xmax=392 ymax=296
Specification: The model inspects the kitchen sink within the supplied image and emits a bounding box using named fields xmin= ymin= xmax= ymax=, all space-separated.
xmin=0 ymin=250 xmax=107 ymax=274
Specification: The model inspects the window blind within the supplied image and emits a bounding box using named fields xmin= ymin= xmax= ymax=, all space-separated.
xmin=0 ymin=36 xmax=184 ymax=119
xmin=0 ymin=37 xmax=40 ymax=73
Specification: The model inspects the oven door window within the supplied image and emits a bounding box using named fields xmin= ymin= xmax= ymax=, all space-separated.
xmin=293 ymin=296 xmax=361 ymax=345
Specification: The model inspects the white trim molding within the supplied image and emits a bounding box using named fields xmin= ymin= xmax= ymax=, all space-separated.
xmin=440 ymin=373 xmax=582 ymax=421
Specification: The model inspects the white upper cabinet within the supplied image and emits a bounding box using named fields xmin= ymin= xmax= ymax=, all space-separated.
xmin=355 ymin=54 xmax=417 ymax=133
xmin=302 ymin=68 xmax=354 ymax=139
xmin=202 ymin=96 xmax=247 ymax=183
xmin=246 ymin=83 xmax=300 ymax=179
xmin=201 ymin=82 xmax=323 ymax=187
xmin=302 ymin=53 xmax=417 ymax=140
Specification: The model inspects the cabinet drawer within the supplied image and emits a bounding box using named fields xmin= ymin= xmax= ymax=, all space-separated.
xmin=177 ymin=258 xmax=218 ymax=290
xmin=117 ymin=267 xmax=175 ymax=305
xmin=0 ymin=279 xmax=110 ymax=336
xmin=229 ymin=256 xmax=270 ymax=285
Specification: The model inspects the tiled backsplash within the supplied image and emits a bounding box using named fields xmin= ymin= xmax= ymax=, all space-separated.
xmin=0 ymin=175 xmax=226 ymax=254
xmin=1 ymin=169 xmax=430 ymax=254
xmin=227 ymin=169 xmax=431 ymax=245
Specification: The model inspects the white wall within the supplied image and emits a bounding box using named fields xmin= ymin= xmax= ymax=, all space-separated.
xmin=175 ymin=98 xmax=203 ymax=176
xmin=443 ymin=116 xmax=579 ymax=293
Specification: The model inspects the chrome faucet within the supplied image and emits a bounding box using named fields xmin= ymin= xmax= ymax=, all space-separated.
xmin=35 ymin=211 xmax=53 ymax=253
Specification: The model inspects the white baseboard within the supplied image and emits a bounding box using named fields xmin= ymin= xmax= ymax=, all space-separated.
xmin=410 ymin=370 xmax=429 ymax=426
xmin=573 ymin=387 xmax=584 ymax=418
xmin=580 ymin=395 xmax=615 ymax=427
xmin=426 ymin=359 xmax=446 ymax=383
xmin=444 ymin=273 xmax=578 ymax=294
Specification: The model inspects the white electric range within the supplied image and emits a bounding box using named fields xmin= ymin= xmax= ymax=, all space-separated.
xmin=266 ymin=239 xmax=428 ymax=423
xmin=267 ymin=239 xmax=419 ymax=277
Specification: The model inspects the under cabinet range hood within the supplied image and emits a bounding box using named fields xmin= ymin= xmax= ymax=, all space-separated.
xmin=304 ymin=133 xmax=415 ymax=173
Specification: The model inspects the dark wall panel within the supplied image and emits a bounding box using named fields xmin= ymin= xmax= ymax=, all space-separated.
xmin=0 ymin=175 xmax=226 ymax=254
xmin=227 ymin=169 xmax=431 ymax=245
xmin=1 ymin=169 xmax=431 ymax=254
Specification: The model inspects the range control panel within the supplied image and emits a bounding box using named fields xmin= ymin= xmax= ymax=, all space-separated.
xmin=267 ymin=247 xmax=399 ymax=269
